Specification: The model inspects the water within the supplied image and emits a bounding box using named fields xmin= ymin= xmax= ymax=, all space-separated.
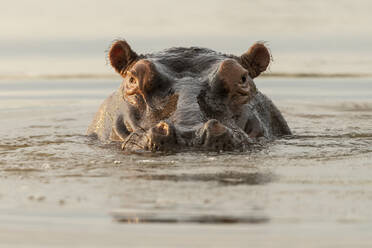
xmin=1 ymin=77 xmax=372 ymax=247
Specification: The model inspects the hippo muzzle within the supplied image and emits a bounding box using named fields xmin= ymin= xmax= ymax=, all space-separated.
xmin=121 ymin=119 xmax=253 ymax=152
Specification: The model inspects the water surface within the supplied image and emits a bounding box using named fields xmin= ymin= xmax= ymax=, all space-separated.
xmin=0 ymin=77 xmax=372 ymax=247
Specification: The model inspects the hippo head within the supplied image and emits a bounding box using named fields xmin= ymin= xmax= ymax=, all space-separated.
xmin=107 ymin=40 xmax=271 ymax=152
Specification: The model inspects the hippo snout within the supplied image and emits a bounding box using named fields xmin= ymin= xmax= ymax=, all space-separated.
xmin=121 ymin=119 xmax=253 ymax=152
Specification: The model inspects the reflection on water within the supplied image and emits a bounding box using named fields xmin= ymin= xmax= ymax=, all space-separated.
xmin=0 ymin=77 xmax=372 ymax=227
xmin=130 ymin=171 xmax=275 ymax=186
xmin=112 ymin=209 xmax=270 ymax=224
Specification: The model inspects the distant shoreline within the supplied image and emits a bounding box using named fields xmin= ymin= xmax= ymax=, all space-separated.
xmin=1 ymin=72 xmax=371 ymax=80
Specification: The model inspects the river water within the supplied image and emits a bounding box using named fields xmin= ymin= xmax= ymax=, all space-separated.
xmin=0 ymin=76 xmax=371 ymax=247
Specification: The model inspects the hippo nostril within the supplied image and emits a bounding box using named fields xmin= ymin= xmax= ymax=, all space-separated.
xmin=152 ymin=143 xmax=158 ymax=151
xmin=208 ymin=121 xmax=227 ymax=136
xmin=147 ymin=122 xmax=180 ymax=151
xmin=155 ymin=122 xmax=170 ymax=136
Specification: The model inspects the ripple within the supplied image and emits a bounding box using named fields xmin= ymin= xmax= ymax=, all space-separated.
xmin=27 ymin=125 xmax=52 ymax=129
xmin=2 ymin=167 xmax=43 ymax=172
xmin=295 ymin=114 xmax=336 ymax=119
xmin=0 ymin=144 xmax=30 ymax=151
xmin=295 ymin=133 xmax=372 ymax=139
xmin=56 ymin=173 xmax=109 ymax=178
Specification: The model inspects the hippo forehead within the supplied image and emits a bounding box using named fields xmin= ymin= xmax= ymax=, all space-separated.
xmin=144 ymin=47 xmax=236 ymax=76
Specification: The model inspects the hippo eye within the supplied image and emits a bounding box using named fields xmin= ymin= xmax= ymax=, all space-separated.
xmin=129 ymin=76 xmax=136 ymax=84
xmin=241 ymin=76 xmax=246 ymax=83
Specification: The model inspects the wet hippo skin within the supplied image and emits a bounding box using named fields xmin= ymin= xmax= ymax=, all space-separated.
xmin=87 ymin=40 xmax=291 ymax=152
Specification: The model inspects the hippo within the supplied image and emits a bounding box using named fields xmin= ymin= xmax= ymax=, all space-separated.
xmin=87 ymin=40 xmax=291 ymax=152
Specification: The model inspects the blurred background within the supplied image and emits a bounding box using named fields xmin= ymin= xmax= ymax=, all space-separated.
xmin=1 ymin=0 xmax=371 ymax=77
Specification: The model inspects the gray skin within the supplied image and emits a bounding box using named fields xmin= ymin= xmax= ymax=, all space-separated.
xmin=87 ymin=40 xmax=291 ymax=152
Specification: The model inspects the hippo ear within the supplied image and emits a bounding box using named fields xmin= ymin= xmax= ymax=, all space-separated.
xmin=109 ymin=40 xmax=138 ymax=74
xmin=240 ymin=43 xmax=271 ymax=78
